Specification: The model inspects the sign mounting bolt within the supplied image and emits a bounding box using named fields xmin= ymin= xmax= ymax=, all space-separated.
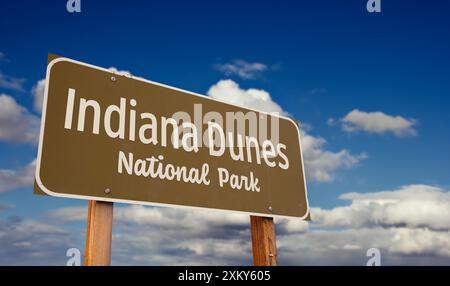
xmin=268 ymin=206 xmax=273 ymax=211
xmin=110 ymin=76 xmax=117 ymax=82
xmin=104 ymin=188 xmax=111 ymax=194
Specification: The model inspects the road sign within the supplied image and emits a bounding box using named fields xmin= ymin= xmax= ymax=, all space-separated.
xmin=35 ymin=55 xmax=309 ymax=218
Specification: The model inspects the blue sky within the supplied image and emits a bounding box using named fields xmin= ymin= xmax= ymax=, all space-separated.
xmin=1 ymin=0 xmax=450 ymax=265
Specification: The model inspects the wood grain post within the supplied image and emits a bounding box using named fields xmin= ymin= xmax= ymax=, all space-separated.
xmin=250 ymin=216 xmax=278 ymax=266
xmin=84 ymin=200 xmax=114 ymax=266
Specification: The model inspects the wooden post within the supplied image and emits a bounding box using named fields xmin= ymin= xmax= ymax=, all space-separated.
xmin=250 ymin=216 xmax=278 ymax=266
xmin=84 ymin=200 xmax=114 ymax=266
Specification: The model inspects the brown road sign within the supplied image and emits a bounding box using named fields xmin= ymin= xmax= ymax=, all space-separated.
xmin=34 ymin=55 xmax=309 ymax=219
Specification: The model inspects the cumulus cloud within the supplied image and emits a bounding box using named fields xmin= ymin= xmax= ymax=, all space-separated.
xmin=0 ymin=160 xmax=36 ymax=193
xmin=313 ymin=184 xmax=450 ymax=230
xmin=300 ymin=130 xmax=367 ymax=182
xmin=214 ymin=60 xmax=268 ymax=80
xmin=0 ymin=94 xmax=40 ymax=144
xmin=46 ymin=184 xmax=450 ymax=265
xmin=31 ymin=79 xmax=45 ymax=113
xmin=277 ymin=184 xmax=450 ymax=265
xmin=207 ymin=80 xmax=365 ymax=182
xmin=207 ymin=79 xmax=285 ymax=115
xmin=278 ymin=227 xmax=450 ymax=265
xmin=339 ymin=109 xmax=417 ymax=137
xmin=108 ymin=67 xmax=131 ymax=76
xmin=0 ymin=71 xmax=25 ymax=91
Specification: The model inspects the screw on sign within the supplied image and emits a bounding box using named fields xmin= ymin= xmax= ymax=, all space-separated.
xmin=34 ymin=54 xmax=310 ymax=265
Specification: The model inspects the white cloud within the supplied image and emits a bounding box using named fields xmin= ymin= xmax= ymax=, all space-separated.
xmin=0 ymin=71 xmax=25 ymax=91
xmin=0 ymin=160 xmax=36 ymax=193
xmin=300 ymin=130 xmax=367 ymax=182
xmin=313 ymin=184 xmax=450 ymax=230
xmin=277 ymin=217 xmax=309 ymax=234
xmin=47 ymin=184 xmax=450 ymax=265
xmin=31 ymin=79 xmax=45 ymax=113
xmin=207 ymin=79 xmax=365 ymax=182
xmin=214 ymin=60 xmax=268 ymax=80
xmin=207 ymin=79 xmax=285 ymax=114
xmin=278 ymin=227 xmax=450 ymax=265
xmin=108 ymin=67 xmax=146 ymax=81
xmin=340 ymin=109 xmax=417 ymax=137
xmin=108 ymin=67 xmax=131 ymax=76
xmin=0 ymin=94 xmax=39 ymax=144
xmin=279 ymin=184 xmax=450 ymax=264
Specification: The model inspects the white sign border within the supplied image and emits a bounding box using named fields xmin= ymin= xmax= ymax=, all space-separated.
xmin=35 ymin=56 xmax=310 ymax=220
